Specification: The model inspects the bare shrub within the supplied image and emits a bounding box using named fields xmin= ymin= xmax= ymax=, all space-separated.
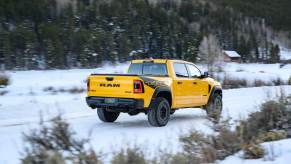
xmin=21 ymin=116 xmax=101 ymax=164
xmin=221 ymin=76 xmax=287 ymax=89
xmin=243 ymin=143 xmax=265 ymax=159
xmin=271 ymin=77 xmax=286 ymax=86
xmin=238 ymin=93 xmax=291 ymax=144
xmin=43 ymin=86 xmax=54 ymax=92
xmin=236 ymin=69 xmax=244 ymax=72
xmin=222 ymin=76 xmax=248 ymax=89
xmin=111 ymin=147 xmax=147 ymax=164
xmin=216 ymin=66 xmax=224 ymax=73
xmin=179 ymin=131 xmax=214 ymax=163
xmin=179 ymin=123 xmax=241 ymax=163
xmin=214 ymin=127 xmax=241 ymax=158
xmin=258 ymin=130 xmax=287 ymax=142
xmin=0 ymin=90 xmax=8 ymax=96
xmin=253 ymin=79 xmax=272 ymax=87
xmin=166 ymin=153 xmax=190 ymax=164
xmin=67 ymin=87 xmax=85 ymax=94
xmin=0 ymin=73 xmax=10 ymax=87
xmin=43 ymin=87 xmax=85 ymax=94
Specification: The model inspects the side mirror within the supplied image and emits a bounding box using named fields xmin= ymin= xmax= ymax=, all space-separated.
xmin=201 ymin=72 xmax=209 ymax=78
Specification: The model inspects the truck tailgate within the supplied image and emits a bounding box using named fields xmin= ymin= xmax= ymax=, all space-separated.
xmin=88 ymin=74 xmax=139 ymax=98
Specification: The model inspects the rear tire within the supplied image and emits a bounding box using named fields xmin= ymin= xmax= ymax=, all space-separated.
xmin=147 ymin=97 xmax=170 ymax=127
xmin=97 ymin=108 xmax=120 ymax=122
xmin=206 ymin=93 xmax=222 ymax=123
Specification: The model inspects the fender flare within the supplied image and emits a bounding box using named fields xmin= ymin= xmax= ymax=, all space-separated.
xmin=151 ymin=86 xmax=172 ymax=106
xmin=207 ymin=86 xmax=223 ymax=104
xmin=152 ymin=86 xmax=172 ymax=98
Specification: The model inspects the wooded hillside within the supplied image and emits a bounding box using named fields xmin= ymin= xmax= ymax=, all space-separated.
xmin=0 ymin=0 xmax=290 ymax=70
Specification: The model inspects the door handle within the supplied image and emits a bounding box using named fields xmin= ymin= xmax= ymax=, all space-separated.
xmin=177 ymin=81 xmax=183 ymax=85
xmin=193 ymin=82 xmax=197 ymax=85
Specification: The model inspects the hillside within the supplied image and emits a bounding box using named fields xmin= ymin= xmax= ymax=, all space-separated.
xmin=218 ymin=0 xmax=291 ymax=31
xmin=0 ymin=0 xmax=290 ymax=70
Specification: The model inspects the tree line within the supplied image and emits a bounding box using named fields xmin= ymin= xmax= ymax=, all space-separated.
xmin=0 ymin=0 xmax=288 ymax=70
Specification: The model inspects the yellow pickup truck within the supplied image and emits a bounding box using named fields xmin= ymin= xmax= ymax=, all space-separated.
xmin=86 ymin=59 xmax=222 ymax=127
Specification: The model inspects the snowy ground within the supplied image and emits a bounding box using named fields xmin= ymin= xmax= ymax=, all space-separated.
xmin=280 ymin=47 xmax=291 ymax=60
xmin=216 ymin=63 xmax=291 ymax=84
xmin=0 ymin=63 xmax=291 ymax=164
xmin=221 ymin=139 xmax=291 ymax=164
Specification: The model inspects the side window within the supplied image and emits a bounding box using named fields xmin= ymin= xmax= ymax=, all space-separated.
xmin=187 ymin=64 xmax=201 ymax=78
xmin=173 ymin=63 xmax=189 ymax=78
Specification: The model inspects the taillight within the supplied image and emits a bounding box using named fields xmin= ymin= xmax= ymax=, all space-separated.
xmin=87 ymin=78 xmax=90 ymax=91
xmin=134 ymin=80 xmax=143 ymax=93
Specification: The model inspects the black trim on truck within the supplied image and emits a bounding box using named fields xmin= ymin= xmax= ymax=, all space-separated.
xmin=86 ymin=97 xmax=144 ymax=111
xmin=151 ymin=86 xmax=172 ymax=107
xmin=152 ymin=87 xmax=172 ymax=99
xmin=207 ymin=86 xmax=223 ymax=103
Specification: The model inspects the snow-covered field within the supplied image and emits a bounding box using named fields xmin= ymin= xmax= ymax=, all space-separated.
xmin=217 ymin=63 xmax=291 ymax=84
xmin=0 ymin=63 xmax=291 ymax=164
xmin=281 ymin=47 xmax=291 ymax=60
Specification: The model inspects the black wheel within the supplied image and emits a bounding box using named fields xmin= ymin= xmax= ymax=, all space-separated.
xmin=147 ymin=97 xmax=171 ymax=127
xmin=206 ymin=93 xmax=222 ymax=123
xmin=97 ymin=108 xmax=120 ymax=122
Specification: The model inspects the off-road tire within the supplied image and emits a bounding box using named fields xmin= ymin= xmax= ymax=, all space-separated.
xmin=206 ymin=93 xmax=222 ymax=123
xmin=97 ymin=108 xmax=120 ymax=122
xmin=147 ymin=97 xmax=171 ymax=127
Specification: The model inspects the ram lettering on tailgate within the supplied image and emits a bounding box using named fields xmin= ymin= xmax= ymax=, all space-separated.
xmin=99 ymin=83 xmax=120 ymax=87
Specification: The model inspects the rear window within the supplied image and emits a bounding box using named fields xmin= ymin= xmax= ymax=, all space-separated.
xmin=128 ymin=63 xmax=168 ymax=76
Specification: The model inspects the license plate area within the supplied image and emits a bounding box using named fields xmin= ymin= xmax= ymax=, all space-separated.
xmin=104 ymin=98 xmax=117 ymax=104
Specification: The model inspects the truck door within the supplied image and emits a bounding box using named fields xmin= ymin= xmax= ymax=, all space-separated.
xmin=172 ymin=63 xmax=193 ymax=107
xmin=186 ymin=64 xmax=209 ymax=106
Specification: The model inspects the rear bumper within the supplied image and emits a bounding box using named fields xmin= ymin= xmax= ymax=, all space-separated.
xmin=86 ymin=97 xmax=144 ymax=110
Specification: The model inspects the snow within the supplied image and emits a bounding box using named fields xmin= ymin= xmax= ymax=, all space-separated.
xmin=221 ymin=139 xmax=291 ymax=164
xmin=212 ymin=63 xmax=291 ymax=85
xmin=280 ymin=47 xmax=291 ymax=60
xmin=0 ymin=63 xmax=291 ymax=163
xmin=92 ymin=53 xmax=98 ymax=57
xmin=223 ymin=50 xmax=241 ymax=58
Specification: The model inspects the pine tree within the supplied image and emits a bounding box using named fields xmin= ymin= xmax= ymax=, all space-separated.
xmin=185 ymin=33 xmax=201 ymax=62
xmin=117 ymin=34 xmax=131 ymax=63
xmin=237 ymin=36 xmax=251 ymax=62
xmin=45 ymin=39 xmax=55 ymax=69
xmin=53 ymin=39 xmax=66 ymax=68
xmin=9 ymin=25 xmax=27 ymax=69
xmin=2 ymin=32 xmax=13 ymax=69
xmin=269 ymin=44 xmax=280 ymax=63
xmin=62 ymin=3 xmax=76 ymax=68
xmin=88 ymin=31 xmax=102 ymax=67
xmin=0 ymin=27 xmax=4 ymax=70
